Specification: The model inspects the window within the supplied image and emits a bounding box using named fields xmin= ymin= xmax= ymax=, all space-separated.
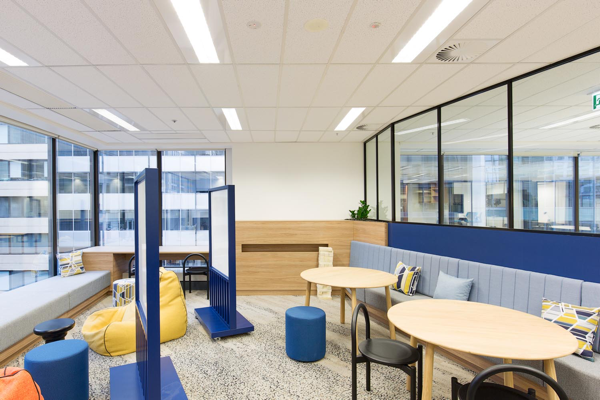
xmin=442 ymin=86 xmax=509 ymax=228
xmin=378 ymin=129 xmax=392 ymax=221
xmin=0 ymin=123 xmax=51 ymax=291
xmin=395 ymin=110 xmax=439 ymax=224
xmin=161 ymin=150 xmax=225 ymax=246
xmin=98 ymin=150 xmax=157 ymax=246
xmin=365 ymin=139 xmax=377 ymax=219
xmin=56 ymin=141 xmax=93 ymax=252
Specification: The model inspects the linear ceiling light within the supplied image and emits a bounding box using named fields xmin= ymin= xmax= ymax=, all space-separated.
xmin=0 ymin=47 xmax=27 ymax=66
xmin=171 ymin=0 xmax=219 ymax=63
xmin=222 ymin=108 xmax=242 ymax=130
xmin=444 ymin=133 xmax=507 ymax=145
xmin=540 ymin=111 xmax=600 ymax=129
xmin=393 ymin=0 xmax=472 ymax=63
xmin=395 ymin=118 xmax=468 ymax=135
xmin=335 ymin=108 xmax=366 ymax=131
xmin=92 ymin=109 xmax=139 ymax=131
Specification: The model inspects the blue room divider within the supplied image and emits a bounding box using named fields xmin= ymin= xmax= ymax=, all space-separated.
xmin=195 ymin=185 xmax=254 ymax=339
xmin=110 ymin=168 xmax=187 ymax=399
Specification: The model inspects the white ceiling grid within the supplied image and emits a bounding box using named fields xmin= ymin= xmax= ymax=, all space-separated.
xmin=0 ymin=0 xmax=595 ymax=149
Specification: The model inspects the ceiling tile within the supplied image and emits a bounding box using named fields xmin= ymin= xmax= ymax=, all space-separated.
xmin=116 ymin=108 xmax=171 ymax=131
xmin=17 ymin=0 xmax=135 ymax=65
xmin=53 ymin=66 xmax=140 ymax=107
xmin=471 ymin=63 xmax=547 ymax=92
xmin=84 ymin=0 xmax=184 ymax=64
xmin=297 ymin=131 xmax=323 ymax=142
xmin=455 ymin=0 xmax=558 ymax=40
xmin=0 ymin=88 xmax=41 ymax=109
xmin=276 ymin=108 xmax=308 ymax=130
xmin=0 ymin=0 xmax=86 ymax=65
xmin=100 ymin=131 xmax=142 ymax=143
xmin=342 ymin=131 xmax=374 ymax=142
xmin=414 ymin=64 xmax=512 ymax=106
xmin=393 ymin=106 xmax=431 ymax=122
xmin=227 ymin=130 xmax=252 ymax=142
xmin=275 ymin=131 xmax=299 ymax=142
xmin=54 ymin=109 xmax=116 ymax=131
xmin=333 ymin=0 xmax=420 ymax=63
xmin=347 ymin=64 xmax=418 ymax=107
xmin=190 ymin=65 xmax=243 ymax=107
xmin=182 ymin=108 xmax=224 ymax=130
xmin=133 ymin=132 xmax=204 ymax=140
xmin=221 ymin=0 xmax=284 ymax=63
xmin=202 ymin=131 xmax=231 ymax=142
xmin=28 ymin=108 xmax=92 ymax=132
xmin=246 ymin=108 xmax=277 ymax=130
xmin=6 ymin=67 xmax=106 ymax=108
xmin=149 ymin=108 xmax=196 ymax=131
xmin=312 ymin=64 xmax=371 ymax=107
xmin=98 ymin=66 xmax=175 ymax=108
xmin=236 ymin=65 xmax=279 ymax=107
xmin=302 ymin=108 xmax=340 ymax=131
xmin=144 ymin=65 xmax=208 ymax=107
xmin=381 ymin=64 xmax=465 ymax=106
xmin=284 ymin=0 xmax=354 ymax=63
xmin=320 ymin=131 xmax=344 ymax=142
xmin=278 ymin=65 xmax=326 ymax=107
xmin=476 ymin=0 xmax=600 ymax=63
xmin=88 ymin=131 xmax=122 ymax=143
xmin=251 ymin=131 xmax=275 ymax=142
xmin=0 ymin=70 xmax=72 ymax=109
xmin=359 ymin=107 xmax=405 ymax=125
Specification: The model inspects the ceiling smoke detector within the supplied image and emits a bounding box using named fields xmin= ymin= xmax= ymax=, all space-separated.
xmin=247 ymin=20 xmax=261 ymax=29
xmin=436 ymin=42 xmax=491 ymax=63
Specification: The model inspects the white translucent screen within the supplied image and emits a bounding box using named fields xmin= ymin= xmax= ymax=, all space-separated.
xmin=137 ymin=180 xmax=147 ymax=317
xmin=211 ymin=189 xmax=229 ymax=277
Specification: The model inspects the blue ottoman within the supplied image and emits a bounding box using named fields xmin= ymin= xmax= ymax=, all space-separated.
xmin=286 ymin=306 xmax=326 ymax=362
xmin=24 ymin=339 xmax=89 ymax=400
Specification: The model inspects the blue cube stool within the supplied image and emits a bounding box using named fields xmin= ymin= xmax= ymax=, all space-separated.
xmin=286 ymin=306 xmax=326 ymax=362
xmin=25 ymin=339 xmax=89 ymax=400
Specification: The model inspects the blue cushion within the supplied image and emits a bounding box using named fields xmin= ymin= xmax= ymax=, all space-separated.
xmin=433 ymin=271 xmax=473 ymax=301
xmin=285 ymin=306 xmax=326 ymax=362
xmin=24 ymin=339 xmax=89 ymax=400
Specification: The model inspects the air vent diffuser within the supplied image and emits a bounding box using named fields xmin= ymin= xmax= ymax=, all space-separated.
xmin=436 ymin=41 xmax=493 ymax=63
xmin=356 ymin=123 xmax=381 ymax=131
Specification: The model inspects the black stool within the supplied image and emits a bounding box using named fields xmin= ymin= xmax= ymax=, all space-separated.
xmin=182 ymin=253 xmax=209 ymax=299
xmin=451 ymin=364 xmax=569 ymax=400
xmin=33 ymin=318 xmax=75 ymax=344
xmin=352 ymin=303 xmax=422 ymax=400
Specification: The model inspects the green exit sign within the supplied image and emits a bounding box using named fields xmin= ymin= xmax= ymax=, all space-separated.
xmin=595 ymin=94 xmax=600 ymax=110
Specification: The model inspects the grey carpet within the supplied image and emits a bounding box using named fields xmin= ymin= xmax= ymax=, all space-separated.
xmin=10 ymin=292 xmax=475 ymax=399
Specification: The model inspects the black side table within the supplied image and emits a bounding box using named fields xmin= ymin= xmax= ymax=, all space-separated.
xmin=33 ymin=318 xmax=76 ymax=344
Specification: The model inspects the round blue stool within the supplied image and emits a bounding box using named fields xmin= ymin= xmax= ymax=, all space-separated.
xmin=24 ymin=339 xmax=89 ymax=400
xmin=286 ymin=306 xmax=326 ymax=362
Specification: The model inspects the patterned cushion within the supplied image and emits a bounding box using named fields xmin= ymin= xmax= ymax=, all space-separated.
xmin=112 ymin=278 xmax=135 ymax=307
xmin=542 ymin=298 xmax=600 ymax=362
xmin=392 ymin=262 xmax=421 ymax=296
xmin=58 ymin=250 xmax=85 ymax=277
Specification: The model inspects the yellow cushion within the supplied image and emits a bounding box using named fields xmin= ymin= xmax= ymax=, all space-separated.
xmin=82 ymin=268 xmax=187 ymax=356
xmin=392 ymin=262 xmax=421 ymax=296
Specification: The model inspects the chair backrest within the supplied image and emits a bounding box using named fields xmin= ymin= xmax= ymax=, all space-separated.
xmin=351 ymin=303 xmax=370 ymax=358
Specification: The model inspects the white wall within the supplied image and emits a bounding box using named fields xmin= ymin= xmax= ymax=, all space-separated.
xmin=232 ymin=143 xmax=363 ymax=221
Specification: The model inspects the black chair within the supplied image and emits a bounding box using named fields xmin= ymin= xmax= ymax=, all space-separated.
xmin=451 ymin=364 xmax=569 ymax=400
xmin=351 ymin=303 xmax=422 ymax=400
xmin=128 ymin=255 xmax=135 ymax=278
xmin=182 ymin=253 xmax=209 ymax=299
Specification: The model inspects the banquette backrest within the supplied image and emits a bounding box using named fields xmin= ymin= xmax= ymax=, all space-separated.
xmin=349 ymin=240 xmax=600 ymax=353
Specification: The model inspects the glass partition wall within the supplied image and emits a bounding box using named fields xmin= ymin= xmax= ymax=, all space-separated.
xmin=366 ymin=47 xmax=600 ymax=235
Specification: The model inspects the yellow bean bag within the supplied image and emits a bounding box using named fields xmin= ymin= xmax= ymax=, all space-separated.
xmin=82 ymin=268 xmax=187 ymax=356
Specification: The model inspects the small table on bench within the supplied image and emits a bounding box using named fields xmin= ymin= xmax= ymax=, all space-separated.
xmin=301 ymin=267 xmax=398 ymax=340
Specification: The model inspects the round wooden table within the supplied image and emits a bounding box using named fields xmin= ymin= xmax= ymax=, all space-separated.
xmin=301 ymin=267 xmax=398 ymax=340
xmin=388 ymin=299 xmax=578 ymax=400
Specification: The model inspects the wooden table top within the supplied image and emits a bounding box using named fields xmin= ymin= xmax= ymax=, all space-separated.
xmin=388 ymin=299 xmax=578 ymax=360
xmin=81 ymin=246 xmax=209 ymax=254
xmin=301 ymin=267 xmax=397 ymax=289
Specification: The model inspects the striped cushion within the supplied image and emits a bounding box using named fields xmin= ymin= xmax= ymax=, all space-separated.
xmin=392 ymin=262 xmax=421 ymax=296
xmin=542 ymin=298 xmax=600 ymax=362
xmin=58 ymin=250 xmax=86 ymax=278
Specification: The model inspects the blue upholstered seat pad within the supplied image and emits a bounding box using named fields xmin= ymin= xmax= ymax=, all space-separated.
xmin=0 ymin=271 xmax=110 ymax=352
xmin=349 ymin=240 xmax=600 ymax=400
xmin=286 ymin=306 xmax=326 ymax=321
xmin=25 ymin=338 xmax=89 ymax=362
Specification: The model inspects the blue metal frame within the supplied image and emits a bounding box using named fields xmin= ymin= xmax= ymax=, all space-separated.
xmin=194 ymin=185 xmax=254 ymax=339
xmin=110 ymin=168 xmax=186 ymax=399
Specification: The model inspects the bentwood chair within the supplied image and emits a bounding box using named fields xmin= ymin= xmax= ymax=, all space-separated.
xmin=451 ymin=364 xmax=569 ymax=400
xmin=351 ymin=303 xmax=422 ymax=400
xmin=182 ymin=253 xmax=209 ymax=299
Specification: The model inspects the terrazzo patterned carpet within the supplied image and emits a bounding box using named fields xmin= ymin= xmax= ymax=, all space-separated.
xmin=10 ymin=292 xmax=475 ymax=399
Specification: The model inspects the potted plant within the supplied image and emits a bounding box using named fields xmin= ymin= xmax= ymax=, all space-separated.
xmin=349 ymin=200 xmax=371 ymax=220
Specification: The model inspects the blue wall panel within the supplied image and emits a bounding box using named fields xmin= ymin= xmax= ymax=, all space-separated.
xmin=388 ymin=223 xmax=600 ymax=283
